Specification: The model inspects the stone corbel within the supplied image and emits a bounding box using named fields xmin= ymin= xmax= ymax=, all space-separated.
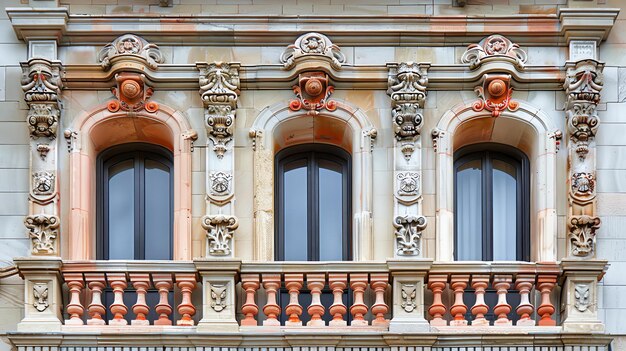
xmin=107 ymin=72 xmax=158 ymax=114
xmin=472 ymin=74 xmax=519 ymax=118
xmin=564 ymin=59 xmax=604 ymax=258
xmin=98 ymin=34 xmax=164 ymax=71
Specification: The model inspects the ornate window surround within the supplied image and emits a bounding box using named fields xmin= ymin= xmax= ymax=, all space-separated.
xmin=249 ymin=101 xmax=376 ymax=261
xmin=66 ymin=103 xmax=195 ymax=260
xmin=433 ymin=101 xmax=560 ymax=262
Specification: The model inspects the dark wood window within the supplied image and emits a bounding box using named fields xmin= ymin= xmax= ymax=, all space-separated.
xmin=454 ymin=143 xmax=530 ymax=261
xmin=275 ymin=144 xmax=352 ymax=261
xmin=97 ymin=143 xmax=174 ymax=260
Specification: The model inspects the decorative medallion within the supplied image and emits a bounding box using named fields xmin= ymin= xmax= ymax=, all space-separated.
xmin=397 ymin=172 xmax=420 ymax=197
xmin=32 ymin=171 xmax=55 ymax=196
xmin=280 ymin=32 xmax=346 ymax=70
xmin=98 ymin=34 xmax=164 ymax=70
xmin=289 ymin=72 xmax=337 ymax=115
xmin=461 ymin=34 xmax=528 ymax=69
xmin=209 ymin=284 xmax=228 ymax=312
xmin=574 ymin=283 xmax=590 ymax=312
xmin=107 ymin=73 xmax=158 ymax=113
xmin=33 ymin=283 xmax=49 ymax=312
xmin=400 ymin=283 xmax=417 ymax=313
xmin=472 ymin=74 xmax=519 ymax=118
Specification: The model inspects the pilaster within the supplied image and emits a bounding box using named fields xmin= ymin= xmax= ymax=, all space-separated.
xmin=194 ymin=259 xmax=241 ymax=332
xmin=387 ymin=259 xmax=432 ymax=332
xmin=561 ymin=259 xmax=608 ymax=333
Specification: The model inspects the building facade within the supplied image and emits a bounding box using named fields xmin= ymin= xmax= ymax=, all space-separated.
xmin=0 ymin=0 xmax=625 ymax=351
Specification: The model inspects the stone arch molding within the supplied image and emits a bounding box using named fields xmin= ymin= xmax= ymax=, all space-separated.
xmin=432 ymin=100 xmax=561 ymax=262
xmin=65 ymin=102 xmax=197 ymax=260
xmin=249 ymin=99 xmax=377 ymax=261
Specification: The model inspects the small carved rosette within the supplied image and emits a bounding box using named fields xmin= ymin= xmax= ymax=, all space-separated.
xmin=201 ymin=214 xmax=239 ymax=257
xmin=393 ymin=215 xmax=427 ymax=256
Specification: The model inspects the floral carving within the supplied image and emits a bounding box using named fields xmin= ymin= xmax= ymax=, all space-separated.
xmin=98 ymin=34 xmax=164 ymax=70
xmin=32 ymin=171 xmax=54 ymax=196
xmin=461 ymin=34 xmax=527 ymax=69
xmin=574 ymin=283 xmax=590 ymax=313
xmin=199 ymin=63 xmax=240 ymax=158
xmin=107 ymin=73 xmax=157 ymax=113
xmin=400 ymin=284 xmax=417 ymax=313
xmin=393 ymin=215 xmax=427 ymax=256
xmin=210 ymin=284 xmax=227 ymax=312
xmin=24 ymin=214 xmax=60 ymax=255
xmin=568 ymin=215 xmax=601 ymax=257
xmin=21 ymin=59 xmax=62 ymax=143
xmin=33 ymin=283 xmax=49 ymax=312
xmin=472 ymin=74 xmax=519 ymax=118
xmin=280 ymin=32 xmax=346 ymax=70
xmin=289 ymin=72 xmax=337 ymax=115
xmin=201 ymin=214 xmax=239 ymax=256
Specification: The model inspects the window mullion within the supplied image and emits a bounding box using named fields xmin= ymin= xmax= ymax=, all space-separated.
xmin=310 ymin=152 xmax=319 ymax=261
xmin=136 ymin=154 xmax=145 ymax=260
xmin=484 ymin=152 xmax=493 ymax=261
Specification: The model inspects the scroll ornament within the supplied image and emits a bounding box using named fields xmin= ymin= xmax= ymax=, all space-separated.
xmin=107 ymin=73 xmax=158 ymax=113
xmin=280 ymin=32 xmax=346 ymax=70
xmin=98 ymin=34 xmax=164 ymax=70
xmin=461 ymin=34 xmax=528 ymax=69
xmin=24 ymin=214 xmax=60 ymax=255
xmin=393 ymin=215 xmax=427 ymax=256
xmin=472 ymin=74 xmax=519 ymax=118
xmin=201 ymin=214 xmax=239 ymax=256
xmin=289 ymin=72 xmax=337 ymax=115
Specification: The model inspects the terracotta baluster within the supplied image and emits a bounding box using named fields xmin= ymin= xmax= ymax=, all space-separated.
xmin=470 ymin=275 xmax=490 ymax=326
xmin=64 ymin=273 xmax=85 ymax=325
xmin=328 ymin=273 xmax=348 ymax=327
xmin=152 ymin=273 xmax=173 ymax=326
xmin=284 ymin=274 xmax=303 ymax=326
xmin=515 ymin=274 xmax=536 ymax=326
xmin=175 ymin=273 xmax=197 ymax=326
xmin=130 ymin=273 xmax=151 ymax=325
xmin=307 ymin=273 xmax=326 ymax=326
xmin=262 ymin=273 xmax=281 ymax=326
xmin=349 ymin=273 xmax=369 ymax=326
xmin=427 ymin=274 xmax=448 ymax=326
xmin=241 ymin=274 xmax=260 ymax=326
xmin=537 ymin=274 xmax=557 ymax=326
xmin=85 ymin=273 xmax=106 ymax=325
xmin=450 ymin=274 xmax=469 ymax=326
xmin=493 ymin=275 xmax=513 ymax=326
xmin=370 ymin=273 xmax=389 ymax=327
xmin=106 ymin=273 xmax=128 ymax=326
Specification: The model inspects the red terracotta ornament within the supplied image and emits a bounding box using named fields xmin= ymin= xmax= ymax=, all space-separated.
xmin=289 ymin=72 xmax=337 ymax=114
xmin=107 ymin=72 xmax=158 ymax=113
xmin=472 ymin=74 xmax=518 ymax=118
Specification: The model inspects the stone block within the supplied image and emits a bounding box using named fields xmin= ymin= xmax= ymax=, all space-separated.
xmin=0 ymin=193 xmax=28 ymax=216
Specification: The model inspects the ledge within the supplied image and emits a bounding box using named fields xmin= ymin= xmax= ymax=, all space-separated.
xmin=5 ymin=8 xmax=619 ymax=47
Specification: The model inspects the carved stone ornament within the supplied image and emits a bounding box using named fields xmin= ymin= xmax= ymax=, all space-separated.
xmin=393 ymin=215 xmax=427 ymax=256
xmin=21 ymin=59 xmax=62 ymax=142
xmin=431 ymin=128 xmax=446 ymax=152
xmin=397 ymin=172 xmax=419 ymax=196
xmin=289 ymin=72 xmax=337 ymax=115
xmin=472 ymin=74 xmax=519 ymax=118
xmin=32 ymin=171 xmax=55 ymax=196
xmin=33 ymin=283 xmax=49 ymax=312
xmin=24 ymin=214 xmax=60 ymax=255
xmin=201 ymin=214 xmax=239 ymax=256
xmin=209 ymin=284 xmax=227 ymax=312
xmin=572 ymin=172 xmax=596 ymax=199
xmin=461 ymin=34 xmax=528 ymax=69
xmin=400 ymin=284 xmax=417 ymax=313
xmin=107 ymin=73 xmax=158 ymax=114
xmin=280 ymin=32 xmax=346 ymax=70
xmin=207 ymin=171 xmax=234 ymax=205
xmin=564 ymin=60 xmax=604 ymax=159
xmin=97 ymin=34 xmax=164 ymax=70
xmin=568 ymin=215 xmax=601 ymax=257
xmin=199 ymin=63 xmax=240 ymax=158
xmin=574 ymin=283 xmax=591 ymax=312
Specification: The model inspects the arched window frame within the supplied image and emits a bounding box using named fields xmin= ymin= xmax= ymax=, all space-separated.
xmin=453 ymin=143 xmax=530 ymax=262
xmin=275 ymin=143 xmax=352 ymax=261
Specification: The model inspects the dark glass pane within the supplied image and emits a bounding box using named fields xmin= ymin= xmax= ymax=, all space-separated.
xmin=108 ymin=159 xmax=134 ymax=260
xmin=144 ymin=159 xmax=172 ymax=260
xmin=283 ymin=161 xmax=308 ymax=261
xmin=492 ymin=159 xmax=517 ymax=261
xmin=456 ymin=159 xmax=483 ymax=261
xmin=318 ymin=159 xmax=344 ymax=261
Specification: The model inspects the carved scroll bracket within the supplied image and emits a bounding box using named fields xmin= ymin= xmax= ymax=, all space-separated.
xmin=25 ymin=214 xmax=60 ymax=255
xmin=393 ymin=215 xmax=427 ymax=256
xmin=201 ymin=214 xmax=239 ymax=257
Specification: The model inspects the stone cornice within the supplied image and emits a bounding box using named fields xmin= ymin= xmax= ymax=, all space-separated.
xmin=6 ymin=8 xmax=619 ymax=47
xmin=60 ymin=62 xmax=566 ymax=91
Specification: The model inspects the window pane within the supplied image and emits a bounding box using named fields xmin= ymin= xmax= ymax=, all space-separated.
xmin=318 ymin=159 xmax=344 ymax=261
xmin=456 ymin=159 xmax=483 ymax=261
xmin=108 ymin=159 xmax=134 ymax=259
xmin=283 ymin=161 xmax=308 ymax=261
xmin=492 ymin=159 xmax=518 ymax=261
xmin=144 ymin=159 xmax=172 ymax=260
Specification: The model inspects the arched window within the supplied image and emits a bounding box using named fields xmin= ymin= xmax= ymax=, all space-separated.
xmin=454 ymin=143 xmax=530 ymax=261
xmin=275 ymin=144 xmax=351 ymax=261
xmin=97 ymin=143 xmax=173 ymax=260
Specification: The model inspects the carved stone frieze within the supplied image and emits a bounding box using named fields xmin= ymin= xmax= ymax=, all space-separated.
xmin=472 ymin=74 xmax=519 ymax=118
xmin=24 ymin=214 xmax=60 ymax=255
xmin=574 ymin=283 xmax=590 ymax=312
xmin=32 ymin=171 xmax=55 ymax=196
xmin=393 ymin=215 xmax=427 ymax=256
xmin=568 ymin=215 xmax=601 ymax=257
xmin=201 ymin=214 xmax=239 ymax=256
xmin=33 ymin=283 xmax=49 ymax=312
xmin=198 ymin=63 xmax=240 ymax=158
xmin=565 ymin=60 xmax=604 ymax=159
xmin=289 ymin=72 xmax=337 ymax=115
xmin=461 ymin=34 xmax=528 ymax=69
xmin=280 ymin=32 xmax=346 ymax=70
xmin=98 ymin=34 xmax=164 ymax=70
xmin=21 ymin=59 xmax=62 ymax=144
xmin=400 ymin=283 xmax=417 ymax=313
xmin=209 ymin=284 xmax=227 ymax=312
xmin=107 ymin=73 xmax=158 ymax=113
